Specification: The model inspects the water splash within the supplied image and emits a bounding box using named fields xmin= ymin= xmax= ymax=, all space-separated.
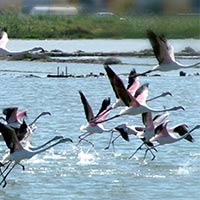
xmin=77 ymin=149 xmax=99 ymax=165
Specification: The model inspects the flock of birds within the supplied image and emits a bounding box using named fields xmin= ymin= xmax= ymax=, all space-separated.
xmin=0 ymin=28 xmax=200 ymax=188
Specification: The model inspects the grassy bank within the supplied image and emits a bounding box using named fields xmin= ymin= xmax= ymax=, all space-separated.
xmin=0 ymin=14 xmax=199 ymax=39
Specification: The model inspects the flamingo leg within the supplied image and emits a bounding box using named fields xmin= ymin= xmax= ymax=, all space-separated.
xmin=0 ymin=160 xmax=12 ymax=175
xmin=77 ymin=132 xmax=94 ymax=147
xmin=0 ymin=162 xmax=16 ymax=188
xmin=104 ymin=130 xmax=115 ymax=150
xmin=17 ymin=163 xmax=25 ymax=171
xmin=111 ymin=135 xmax=121 ymax=153
xmin=143 ymin=145 xmax=158 ymax=160
xmin=129 ymin=142 xmax=145 ymax=159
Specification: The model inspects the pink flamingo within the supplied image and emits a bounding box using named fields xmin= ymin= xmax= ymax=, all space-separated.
xmin=1 ymin=107 xmax=51 ymax=128
xmin=105 ymin=65 xmax=172 ymax=109
xmin=99 ymin=65 xmax=184 ymax=123
xmin=150 ymin=121 xmax=198 ymax=145
xmin=146 ymin=121 xmax=200 ymax=159
xmin=144 ymin=30 xmax=200 ymax=73
xmin=0 ymin=122 xmax=73 ymax=188
xmin=78 ymin=90 xmax=112 ymax=147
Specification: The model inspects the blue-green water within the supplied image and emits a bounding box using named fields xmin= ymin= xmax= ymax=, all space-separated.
xmin=0 ymin=39 xmax=200 ymax=200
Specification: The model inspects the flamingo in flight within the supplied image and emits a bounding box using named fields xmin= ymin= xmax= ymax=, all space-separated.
xmin=106 ymin=65 xmax=172 ymax=109
xmin=0 ymin=122 xmax=73 ymax=188
xmin=0 ymin=28 xmax=44 ymax=57
xmin=146 ymin=121 xmax=200 ymax=158
xmin=110 ymin=112 xmax=158 ymax=160
xmin=78 ymin=90 xmax=112 ymax=147
xmin=150 ymin=121 xmax=197 ymax=146
xmin=0 ymin=107 xmax=51 ymax=129
xmin=142 ymin=30 xmax=200 ymax=74
xmin=99 ymin=65 xmax=184 ymax=123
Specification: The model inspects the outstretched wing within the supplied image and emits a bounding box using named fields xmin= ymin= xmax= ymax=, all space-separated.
xmin=147 ymin=30 xmax=175 ymax=65
xmin=104 ymin=65 xmax=139 ymax=107
xmin=0 ymin=122 xmax=21 ymax=153
xmin=79 ymin=90 xmax=94 ymax=122
xmin=3 ymin=107 xmax=18 ymax=123
xmin=172 ymin=124 xmax=194 ymax=142
xmin=134 ymin=83 xmax=149 ymax=105
xmin=95 ymin=97 xmax=110 ymax=118
xmin=104 ymin=65 xmax=120 ymax=99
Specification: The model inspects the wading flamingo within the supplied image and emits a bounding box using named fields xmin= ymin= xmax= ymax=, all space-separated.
xmin=0 ymin=122 xmax=73 ymax=188
xmin=78 ymin=90 xmax=112 ymax=147
xmin=99 ymin=65 xmax=184 ymax=123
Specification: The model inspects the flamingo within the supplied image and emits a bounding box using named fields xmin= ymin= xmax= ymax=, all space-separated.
xmin=10 ymin=119 xmax=63 ymax=151
xmin=99 ymin=65 xmax=184 ymax=123
xmin=0 ymin=122 xmax=73 ymax=188
xmin=78 ymin=90 xmax=112 ymax=147
xmin=142 ymin=30 xmax=200 ymax=74
xmin=150 ymin=121 xmax=197 ymax=145
xmin=105 ymin=65 xmax=172 ymax=109
xmin=108 ymin=111 xmax=171 ymax=159
xmin=145 ymin=122 xmax=200 ymax=159
xmin=0 ymin=28 xmax=44 ymax=57
xmin=0 ymin=27 xmax=8 ymax=50
xmin=1 ymin=107 xmax=27 ymax=128
xmin=1 ymin=107 xmax=51 ymax=128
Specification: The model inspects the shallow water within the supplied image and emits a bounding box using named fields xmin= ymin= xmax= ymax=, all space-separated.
xmin=0 ymin=39 xmax=200 ymax=200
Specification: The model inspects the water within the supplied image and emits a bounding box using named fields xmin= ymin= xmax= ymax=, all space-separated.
xmin=0 ymin=39 xmax=200 ymax=200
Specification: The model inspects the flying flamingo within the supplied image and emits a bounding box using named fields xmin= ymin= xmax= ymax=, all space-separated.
xmin=141 ymin=30 xmax=200 ymax=74
xmin=78 ymin=90 xmax=112 ymax=147
xmin=108 ymin=111 xmax=171 ymax=159
xmin=99 ymin=65 xmax=184 ymax=123
xmin=105 ymin=65 xmax=172 ymax=109
xmin=146 ymin=121 xmax=200 ymax=158
xmin=0 ymin=28 xmax=44 ymax=57
xmin=9 ymin=119 xmax=63 ymax=151
xmin=150 ymin=121 xmax=197 ymax=145
xmin=1 ymin=107 xmax=51 ymax=128
xmin=0 ymin=122 xmax=73 ymax=188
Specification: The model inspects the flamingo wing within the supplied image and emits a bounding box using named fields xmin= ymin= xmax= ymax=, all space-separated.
xmin=147 ymin=30 xmax=175 ymax=65
xmin=104 ymin=65 xmax=120 ymax=99
xmin=0 ymin=122 xmax=22 ymax=153
xmin=134 ymin=83 xmax=149 ymax=105
xmin=142 ymin=112 xmax=153 ymax=127
xmin=95 ymin=97 xmax=110 ymax=118
xmin=127 ymin=68 xmax=137 ymax=90
xmin=172 ymin=124 xmax=194 ymax=142
xmin=15 ymin=120 xmax=28 ymax=141
xmin=79 ymin=91 xmax=94 ymax=122
xmin=105 ymin=65 xmax=139 ymax=107
xmin=127 ymin=68 xmax=140 ymax=96
xmin=3 ymin=107 xmax=18 ymax=123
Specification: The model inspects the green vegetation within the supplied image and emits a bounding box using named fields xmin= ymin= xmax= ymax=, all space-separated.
xmin=0 ymin=14 xmax=199 ymax=39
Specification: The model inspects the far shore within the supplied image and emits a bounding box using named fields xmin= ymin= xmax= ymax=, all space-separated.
xmin=0 ymin=46 xmax=199 ymax=64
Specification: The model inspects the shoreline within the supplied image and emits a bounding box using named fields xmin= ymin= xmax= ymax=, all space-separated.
xmin=0 ymin=46 xmax=199 ymax=64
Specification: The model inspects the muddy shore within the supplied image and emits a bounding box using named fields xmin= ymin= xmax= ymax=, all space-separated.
xmin=0 ymin=47 xmax=199 ymax=64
